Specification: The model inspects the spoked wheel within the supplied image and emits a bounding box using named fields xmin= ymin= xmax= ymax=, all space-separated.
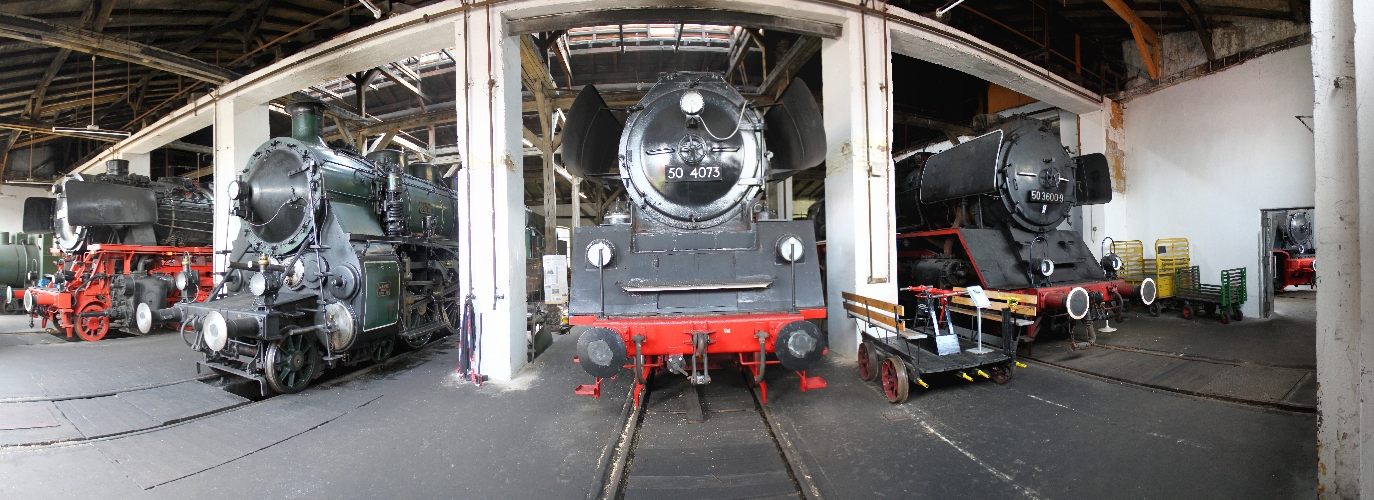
xmin=264 ymin=334 xmax=320 ymax=394
xmin=403 ymin=332 xmax=431 ymax=350
xmin=75 ymin=302 xmax=110 ymax=342
xmin=857 ymin=342 xmax=879 ymax=381
xmin=372 ymin=339 xmax=395 ymax=362
xmin=440 ymin=296 xmax=462 ymax=336
xmin=880 ymin=356 xmax=909 ymax=404
xmin=1148 ymin=302 xmax=1162 ymax=317
xmin=990 ymin=362 xmax=1014 ymax=384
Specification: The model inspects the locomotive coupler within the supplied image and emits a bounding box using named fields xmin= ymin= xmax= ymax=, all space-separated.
xmin=632 ymin=334 xmax=648 ymax=385
xmin=753 ymin=330 xmax=768 ymax=383
xmin=689 ymin=331 xmax=713 ymax=385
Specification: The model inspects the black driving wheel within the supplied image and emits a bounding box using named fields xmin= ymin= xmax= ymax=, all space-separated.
xmin=264 ymin=334 xmax=320 ymax=394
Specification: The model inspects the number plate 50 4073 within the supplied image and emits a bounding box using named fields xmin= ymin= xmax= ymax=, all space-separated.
xmin=666 ymin=166 xmax=722 ymax=182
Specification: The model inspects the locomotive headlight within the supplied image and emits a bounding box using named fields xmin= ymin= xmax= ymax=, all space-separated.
xmin=227 ymin=180 xmax=249 ymax=201
xmin=202 ymin=312 xmax=229 ymax=352
xmin=249 ymin=273 xmax=267 ymax=296
xmin=3 ymin=286 xmax=10 ymax=305
xmin=586 ymin=240 xmax=615 ymax=268
xmin=777 ymin=234 xmax=805 ymax=262
xmin=679 ymin=90 xmax=704 ymax=116
xmin=175 ymin=271 xmax=189 ymax=291
xmin=1038 ymin=258 xmax=1056 ymax=277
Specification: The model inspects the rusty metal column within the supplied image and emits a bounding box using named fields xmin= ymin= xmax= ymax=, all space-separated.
xmin=1313 ymin=0 xmax=1362 ymax=495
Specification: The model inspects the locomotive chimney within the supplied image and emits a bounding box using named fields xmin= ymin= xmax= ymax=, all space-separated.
xmin=105 ymin=159 xmax=129 ymax=176
xmin=285 ymin=99 xmax=327 ymax=145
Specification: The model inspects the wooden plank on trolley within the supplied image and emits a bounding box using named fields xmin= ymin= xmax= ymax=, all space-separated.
xmin=841 ymin=291 xmax=905 ymax=315
xmin=842 ymin=302 xmax=902 ymax=331
xmin=952 ymin=287 xmax=1037 ymax=305
xmin=948 ymin=296 xmax=1038 ymax=316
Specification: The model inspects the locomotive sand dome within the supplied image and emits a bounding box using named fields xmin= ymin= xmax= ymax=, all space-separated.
xmin=563 ymin=72 xmax=829 ymax=404
xmin=142 ymin=99 xmax=461 ymax=394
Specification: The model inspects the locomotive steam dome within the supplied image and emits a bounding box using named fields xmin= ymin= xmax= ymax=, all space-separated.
xmin=619 ymin=73 xmax=764 ymax=230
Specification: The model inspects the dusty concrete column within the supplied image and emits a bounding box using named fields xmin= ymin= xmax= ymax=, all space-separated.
xmin=1353 ymin=1 xmax=1374 ymax=497
xmin=821 ymin=10 xmax=895 ymax=359
xmin=1312 ymin=0 xmax=1361 ymax=496
xmin=453 ymin=9 xmax=526 ymax=380
xmin=211 ymin=98 xmax=269 ymax=276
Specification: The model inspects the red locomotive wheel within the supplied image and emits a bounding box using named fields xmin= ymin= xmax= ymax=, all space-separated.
xmin=858 ymin=342 xmax=878 ymax=381
xmin=880 ymin=356 xmax=909 ymax=404
xmin=75 ymin=302 xmax=110 ymax=342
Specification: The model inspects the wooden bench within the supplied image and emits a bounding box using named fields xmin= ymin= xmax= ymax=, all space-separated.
xmin=842 ymin=292 xmax=926 ymax=340
xmin=947 ymin=288 xmax=1039 ymax=327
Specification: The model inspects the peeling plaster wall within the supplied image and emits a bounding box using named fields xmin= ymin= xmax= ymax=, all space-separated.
xmin=1121 ymin=17 xmax=1309 ymax=84
xmin=1117 ymin=45 xmax=1314 ymax=317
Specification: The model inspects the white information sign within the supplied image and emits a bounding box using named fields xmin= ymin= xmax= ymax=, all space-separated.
xmin=966 ymin=285 xmax=992 ymax=309
xmin=542 ymin=255 xmax=568 ymax=305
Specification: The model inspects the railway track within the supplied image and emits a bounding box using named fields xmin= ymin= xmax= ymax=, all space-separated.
xmin=591 ymin=370 xmax=821 ymax=500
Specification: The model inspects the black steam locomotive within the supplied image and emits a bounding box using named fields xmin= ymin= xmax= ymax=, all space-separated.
xmin=1271 ymin=208 xmax=1315 ymax=291
xmin=563 ymin=72 xmax=828 ymax=404
xmin=140 ymin=100 xmax=461 ymax=394
xmin=826 ymin=116 xmax=1150 ymax=349
xmin=16 ymin=159 xmax=215 ymax=340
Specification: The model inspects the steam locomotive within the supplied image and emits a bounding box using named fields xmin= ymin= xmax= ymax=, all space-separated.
xmin=15 ymin=160 xmax=215 ymax=340
xmin=1271 ymin=209 xmax=1315 ymax=291
xmin=139 ymin=100 xmax=461 ymax=395
xmin=828 ymin=116 xmax=1150 ymax=350
xmin=563 ymin=72 xmax=828 ymax=404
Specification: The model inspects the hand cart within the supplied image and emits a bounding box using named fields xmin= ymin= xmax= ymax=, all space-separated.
xmin=1173 ymin=266 xmax=1247 ymax=323
xmin=1112 ymin=238 xmax=1190 ymax=316
xmin=843 ymin=287 xmax=1031 ymax=404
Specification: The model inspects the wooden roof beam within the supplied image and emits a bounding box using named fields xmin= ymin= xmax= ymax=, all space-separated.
xmin=519 ymin=34 xmax=555 ymax=93
xmin=757 ymin=35 xmax=820 ymax=98
xmin=0 ymin=12 xmax=238 ymax=83
xmin=1102 ymin=0 xmax=1162 ymax=79
xmin=378 ymin=64 xmax=428 ymax=103
xmin=1174 ymin=0 xmax=1215 ymax=62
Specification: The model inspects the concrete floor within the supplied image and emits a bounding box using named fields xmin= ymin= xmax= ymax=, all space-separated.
xmin=0 ymin=311 xmax=1316 ymax=499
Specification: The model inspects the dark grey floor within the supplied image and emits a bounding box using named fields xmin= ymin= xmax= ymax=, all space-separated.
xmin=1095 ymin=292 xmax=1315 ymax=369
xmin=0 ymin=322 xmax=1315 ymax=498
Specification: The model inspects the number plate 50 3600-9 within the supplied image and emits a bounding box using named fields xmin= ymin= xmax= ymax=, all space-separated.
xmin=1029 ymin=190 xmax=1064 ymax=203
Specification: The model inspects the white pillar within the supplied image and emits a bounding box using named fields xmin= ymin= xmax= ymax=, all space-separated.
xmin=1357 ymin=2 xmax=1374 ymax=494
xmin=121 ymin=152 xmax=151 ymax=177
xmin=212 ymin=98 xmax=269 ymax=276
xmin=821 ymin=10 xmax=895 ymax=359
xmin=453 ymin=10 xmax=526 ymax=381
xmin=1313 ymin=0 xmax=1361 ymax=496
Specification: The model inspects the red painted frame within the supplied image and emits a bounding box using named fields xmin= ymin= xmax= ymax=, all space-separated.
xmin=1272 ymin=250 xmax=1315 ymax=290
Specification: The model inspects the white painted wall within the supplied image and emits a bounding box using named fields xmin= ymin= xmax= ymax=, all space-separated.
xmin=1115 ymin=46 xmax=1315 ymax=316
xmin=0 ymin=185 xmax=53 ymax=236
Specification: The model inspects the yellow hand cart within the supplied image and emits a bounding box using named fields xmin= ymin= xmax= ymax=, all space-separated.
xmin=1110 ymin=238 xmax=1190 ymax=316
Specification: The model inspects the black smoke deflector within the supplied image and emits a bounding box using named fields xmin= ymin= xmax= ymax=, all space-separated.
xmin=63 ymin=181 xmax=158 ymax=226
xmin=22 ymin=197 xmax=55 ymax=233
xmin=1074 ymin=153 xmax=1113 ymax=205
xmin=561 ymin=85 xmax=624 ymax=180
xmin=763 ymin=78 xmax=826 ymax=179
xmin=919 ymin=130 xmax=1003 ymax=203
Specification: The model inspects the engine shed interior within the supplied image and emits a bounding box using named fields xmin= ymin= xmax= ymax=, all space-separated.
xmin=0 ymin=0 xmax=1353 ymax=498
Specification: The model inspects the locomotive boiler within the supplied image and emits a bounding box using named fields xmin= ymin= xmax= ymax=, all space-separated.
xmin=17 ymin=159 xmax=215 ymax=340
xmin=0 ymin=233 xmax=57 ymax=314
xmin=885 ymin=116 xmax=1150 ymax=349
xmin=140 ymin=100 xmax=460 ymax=395
xmin=563 ymin=72 xmax=828 ymax=404
xmin=1271 ymin=209 xmax=1315 ymax=291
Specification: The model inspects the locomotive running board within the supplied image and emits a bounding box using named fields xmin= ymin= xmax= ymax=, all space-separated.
xmin=617 ymin=278 xmax=774 ymax=292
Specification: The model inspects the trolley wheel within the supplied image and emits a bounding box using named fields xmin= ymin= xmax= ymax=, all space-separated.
xmin=1220 ymin=310 xmax=1230 ymax=324
xmin=880 ymin=356 xmax=909 ymax=404
xmin=990 ymin=363 xmax=1014 ymax=384
xmin=1148 ymin=302 xmax=1161 ymax=317
xmin=857 ymin=341 xmax=879 ymax=382
xmin=1180 ymin=304 xmax=1194 ymax=320
xmin=1204 ymin=304 xmax=1217 ymax=317
xmin=263 ymin=334 xmax=320 ymax=394
xmin=75 ymin=302 xmax=110 ymax=342
xmin=1231 ymin=309 xmax=1243 ymax=322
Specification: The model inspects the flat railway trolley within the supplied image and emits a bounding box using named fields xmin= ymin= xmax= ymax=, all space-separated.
xmin=845 ymin=287 xmax=1029 ymax=403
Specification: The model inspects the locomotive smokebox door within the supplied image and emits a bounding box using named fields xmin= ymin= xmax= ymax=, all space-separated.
xmin=1074 ymin=153 xmax=1113 ymax=205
